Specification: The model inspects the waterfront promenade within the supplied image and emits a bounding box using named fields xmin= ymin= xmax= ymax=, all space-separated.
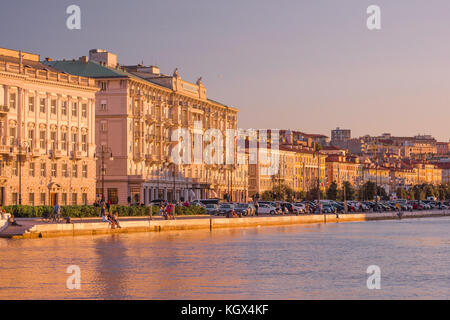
xmin=1 ymin=210 xmax=449 ymax=239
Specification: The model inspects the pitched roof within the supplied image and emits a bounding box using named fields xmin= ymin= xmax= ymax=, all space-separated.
xmin=43 ymin=60 xmax=132 ymax=78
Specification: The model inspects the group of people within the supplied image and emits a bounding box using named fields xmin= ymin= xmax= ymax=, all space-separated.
xmin=100 ymin=200 xmax=121 ymax=229
xmin=1 ymin=207 xmax=22 ymax=227
xmin=157 ymin=201 xmax=176 ymax=220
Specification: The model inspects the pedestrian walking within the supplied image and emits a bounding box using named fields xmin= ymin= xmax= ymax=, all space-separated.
xmin=53 ymin=203 xmax=61 ymax=223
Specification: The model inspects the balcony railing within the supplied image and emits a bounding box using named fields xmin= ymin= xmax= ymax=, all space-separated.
xmin=0 ymin=105 xmax=9 ymax=115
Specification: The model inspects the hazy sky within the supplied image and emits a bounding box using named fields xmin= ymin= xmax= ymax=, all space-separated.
xmin=1 ymin=0 xmax=449 ymax=141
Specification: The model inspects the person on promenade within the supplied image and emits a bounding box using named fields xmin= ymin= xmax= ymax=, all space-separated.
xmin=159 ymin=202 xmax=167 ymax=220
xmin=107 ymin=211 xmax=121 ymax=229
xmin=8 ymin=214 xmax=22 ymax=227
xmin=100 ymin=202 xmax=109 ymax=222
xmin=255 ymin=202 xmax=259 ymax=216
xmin=106 ymin=201 xmax=111 ymax=214
xmin=168 ymin=202 xmax=176 ymax=220
xmin=53 ymin=203 xmax=61 ymax=223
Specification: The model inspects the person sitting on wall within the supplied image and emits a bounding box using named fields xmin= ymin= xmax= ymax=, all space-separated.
xmin=8 ymin=214 xmax=22 ymax=227
xmin=107 ymin=211 xmax=121 ymax=229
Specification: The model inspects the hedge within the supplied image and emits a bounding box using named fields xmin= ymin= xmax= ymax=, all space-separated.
xmin=1 ymin=204 xmax=206 ymax=218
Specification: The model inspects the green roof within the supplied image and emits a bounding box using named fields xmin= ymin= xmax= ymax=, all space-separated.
xmin=43 ymin=60 xmax=133 ymax=78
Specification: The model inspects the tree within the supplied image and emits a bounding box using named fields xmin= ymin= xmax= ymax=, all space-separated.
xmin=341 ymin=181 xmax=355 ymax=201
xmin=362 ymin=181 xmax=377 ymax=201
xmin=326 ymin=182 xmax=338 ymax=200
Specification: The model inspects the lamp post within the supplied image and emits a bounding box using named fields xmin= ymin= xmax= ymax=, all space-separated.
xmin=165 ymin=157 xmax=176 ymax=202
xmin=16 ymin=141 xmax=29 ymax=205
xmin=94 ymin=146 xmax=113 ymax=202
xmin=229 ymin=164 xmax=236 ymax=202
xmin=314 ymin=150 xmax=322 ymax=214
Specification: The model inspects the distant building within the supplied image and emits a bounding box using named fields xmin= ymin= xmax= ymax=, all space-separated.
xmin=436 ymin=142 xmax=450 ymax=155
xmin=331 ymin=127 xmax=351 ymax=149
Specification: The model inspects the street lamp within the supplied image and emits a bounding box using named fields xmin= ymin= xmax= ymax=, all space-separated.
xmin=165 ymin=156 xmax=176 ymax=202
xmin=14 ymin=141 xmax=29 ymax=205
xmin=94 ymin=146 xmax=113 ymax=202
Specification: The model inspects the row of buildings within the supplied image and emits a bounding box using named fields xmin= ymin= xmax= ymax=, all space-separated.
xmin=0 ymin=47 xmax=448 ymax=206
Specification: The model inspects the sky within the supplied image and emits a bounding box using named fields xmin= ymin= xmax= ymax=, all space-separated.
xmin=0 ymin=0 xmax=449 ymax=141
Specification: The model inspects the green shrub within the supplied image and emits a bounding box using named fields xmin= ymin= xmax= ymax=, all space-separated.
xmin=0 ymin=204 xmax=205 ymax=218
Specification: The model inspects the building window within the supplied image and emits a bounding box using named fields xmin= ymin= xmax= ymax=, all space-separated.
xmin=107 ymin=188 xmax=118 ymax=204
xmin=9 ymin=92 xmax=16 ymax=110
xmin=40 ymin=98 xmax=46 ymax=113
xmin=71 ymin=133 xmax=78 ymax=151
xmin=40 ymin=163 xmax=46 ymax=177
xmin=29 ymin=193 xmax=35 ymax=206
xmin=72 ymin=164 xmax=78 ymax=178
xmin=82 ymin=193 xmax=88 ymax=205
xmin=100 ymin=102 xmax=107 ymax=111
xmin=82 ymin=104 xmax=87 ymax=118
xmin=62 ymin=163 xmax=68 ymax=177
xmin=61 ymin=193 xmax=67 ymax=205
xmin=71 ymin=193 xmax=77 ymax=205
xmin=50 ymin=131 xmax=57 ymax=150
xmin=9 ymin=127 xmax=16 ymax=146
xmin=51 ymin=163 xmax=57 ymax=177
xmin=81 ymin=134 xmax=87 ymax=152
xmin=28 ymin=129 xmax=35 ymax=149
xmin=72 ymin=102 xmax=78 ymax=117
xmin=61 ymin=101 xmax=67 ymax=115
xmin=100 ymin=81 xmax=107 ymax=91
xmin=12 ymin=193 xmax=18 ymax=205
xmin=12 ymin=161 xmax=18 ymax=176
xmin=39 ymin=130 xmax=46 ymax=149
xmin=29 ymin=162 xmax=35 ymax=177
xmin=101 ymin=122 xmax=107 ymax=132
xmin=40 ymin=193 xmax=46 ymax=205
xmin=50 ymin=99 xmax=57 ymax=114
xmin=61 ymin=132 xmax=67 ymax=151
xmin=28 ymin=96 xmax=35 ymax=112
xmin=82 ymin=164 xmax=88 ymax=178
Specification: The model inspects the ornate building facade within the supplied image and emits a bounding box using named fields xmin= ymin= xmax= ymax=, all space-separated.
xmin=47 ymin=50 xmax=247 ymax=205
xmin=0 ymin=48 xmax=97 ymax=206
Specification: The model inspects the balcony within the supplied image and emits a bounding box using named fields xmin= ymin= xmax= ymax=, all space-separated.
xmin=145 ymin=154 xmax=160 ymax=164
xmin=145 ymin=114 xmax=157 ymax=124
xmin=0 ymin=137 xmax=10 ymax=154
xmin=72 ymin=150 xmax=83 ymax=160
xmin=133 ymin=152 xmax=144 ymax=162
xmin=145 ymin=134 xmax=156 ymax=142
xmin=51 ymin=149 xmax=63 ymax=159
xmin=0 ymin=105 xmax=9 ymax=116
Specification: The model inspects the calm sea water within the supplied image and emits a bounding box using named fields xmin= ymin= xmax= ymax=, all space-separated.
xmin=0 ymin=217 xmax=449 ymax=299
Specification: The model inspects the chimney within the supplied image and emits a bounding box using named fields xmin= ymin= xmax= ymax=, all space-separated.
xmin=79 ymin=56 xmax=89 ymax=64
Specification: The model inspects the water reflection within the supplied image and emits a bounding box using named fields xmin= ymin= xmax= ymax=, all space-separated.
xmin=1 ymin=217 xmax=450 ymax=299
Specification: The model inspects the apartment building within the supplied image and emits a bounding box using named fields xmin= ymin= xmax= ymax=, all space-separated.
xmin=0 ymin=48 xmax=97 ymax=206
xmin=46 ymin=50 xmax=246 ymax=205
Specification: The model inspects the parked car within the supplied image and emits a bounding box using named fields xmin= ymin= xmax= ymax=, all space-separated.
xmin=217 ymin=203 xmax=235 ymax=216
xmin=205 ymin=204 xmax=219 ymax=215
xmin=234 ymin=203 xmax=256 ymax=216
xmin=257 ymin=203 xmax=279 ymax=215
